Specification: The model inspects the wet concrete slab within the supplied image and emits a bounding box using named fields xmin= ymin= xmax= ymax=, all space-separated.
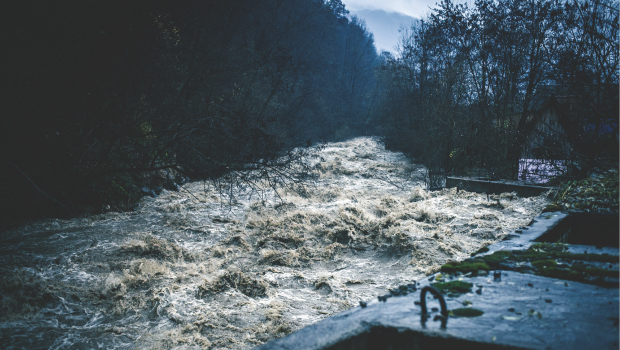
xmin=255 ymin=273 xmax=618 ymax=350
xmin=255 ymin=210 xmax=619 ymax=350
xmin=564 ymin=244 xmax=620 ymax=256
xmin=446 ymin=177 xmax=554 ymax=198
xmin=477 ymin=212 xmax=569 ymax=256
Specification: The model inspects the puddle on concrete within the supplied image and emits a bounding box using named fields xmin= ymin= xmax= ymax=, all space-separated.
xmin=0 ymin=137 xmax=550 ymax=349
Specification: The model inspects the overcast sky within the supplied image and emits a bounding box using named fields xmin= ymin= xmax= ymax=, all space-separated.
xmin=343 ymin=0 xmax=440 ymax=19
xmin=343 ymin=0 xmax=473 ymax=55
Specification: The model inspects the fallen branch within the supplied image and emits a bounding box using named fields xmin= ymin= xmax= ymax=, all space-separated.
xmin=1 ymin=157 xmax=72 ymax=216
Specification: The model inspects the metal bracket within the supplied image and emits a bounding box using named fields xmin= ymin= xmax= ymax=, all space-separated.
xmin=419 ymin=286 xmax=449 ymax=329
xmin=420 ymin=286 xmax=449 ymax=317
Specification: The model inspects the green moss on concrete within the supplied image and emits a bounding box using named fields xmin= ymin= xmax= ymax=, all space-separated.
xmin=536 ymin=267 xmax=583 ymax=281
xmin=479 ymin=247 xmax=618 ymax=268
xmin=554 ymin=252 xmax=619 ymax=264
xmin=441 ymin=261 xmax=490 ymax=274
xmin=571 ymin=265 xmax=619 ymax=278
xmin=478 ymin=250 xmax=514 ymax=268
xmin=530 ymin=243 xmax=568 ymax=253
xmin=470 ymin=246 xmax=490 ymax=257
xmin=450 ymin=308 xmax=484 ymax=317
xmin=432 ymin=281 xmax=473 ymax=294
xmin=585 ymin=267 xmax=619 ymax=278
xmin=466 ymin=246 xmax=618 ymax=287
xmin=531 ymin=259 xmax=558 ymax=269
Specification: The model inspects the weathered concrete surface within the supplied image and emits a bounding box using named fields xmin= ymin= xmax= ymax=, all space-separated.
xmin=477 ymin=212 xmax=568 ymax=256
xmin=446 ymin=177 xmax=554 ymax=198
xmin=255 ymin=272 xmax=618 ymax=350
xmin=255 ymin=211 xmax=619 ymax=350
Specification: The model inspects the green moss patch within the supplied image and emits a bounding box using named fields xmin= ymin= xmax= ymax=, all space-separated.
xmin=470 ymin=246 xmax=490 ymax=257
xmin=531 ymin=259 xmax=558 ymax=269
xmin=534 ymin=264 xmax=618 ymax=284
xmin=441 ymin=260 xmax=490 ymax=275
xmin=432 ymin=281 xmax=473 ymax=294
xmin=479 ymin=250 xmax=514 ymax=267
xmin=529 ymin=243 xmax=568 ymax=253
xmin=536 ymin=267 xmax=583 ymax=281
xmin=571 ymin=265 xmax=620 ymax=278
xmin=450 ymin=308 xmax=484 ymax=317
xmin=466 ymin=245 xmax=619 ymax=287
xmin=479 ymin=247 xmax=618 ymax=269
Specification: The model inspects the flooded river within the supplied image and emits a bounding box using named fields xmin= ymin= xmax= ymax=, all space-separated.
xmin=0 ymin=137 xmax=549 ymax=349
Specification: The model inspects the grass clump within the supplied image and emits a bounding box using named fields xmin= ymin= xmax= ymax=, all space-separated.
xmin=450 ymin=308 xmax=484 ymax=317
xmin=432 ymin=281 xmax=473 ymax=294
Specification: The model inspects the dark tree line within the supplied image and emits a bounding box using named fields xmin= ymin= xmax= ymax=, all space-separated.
xmin=374 ymin=0 xmax=618 ymax=186
xmin=2 ymin=0 xmax=378 ymax=224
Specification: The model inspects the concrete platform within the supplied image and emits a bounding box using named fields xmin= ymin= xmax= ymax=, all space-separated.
xmin=478 ymin=212 xmax=568 ymax=256
xmin=255 ymin=273 xmax=618 ymax=350
xmin=446 ymin=177 xmax=554 ymax=197
xmin=255 ymin=212 xmax=619 ymax=350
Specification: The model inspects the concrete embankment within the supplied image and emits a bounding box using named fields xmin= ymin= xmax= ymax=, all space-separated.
xmin=255 ymin=211 xmax=619 ymax=350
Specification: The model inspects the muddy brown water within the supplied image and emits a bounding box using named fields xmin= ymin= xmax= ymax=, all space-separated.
xmin=0 ymin=137 xmax=550 ymax=349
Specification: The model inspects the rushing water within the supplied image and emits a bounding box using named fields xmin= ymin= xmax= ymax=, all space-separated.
xmin=0 ymin=137 xmax=550 ymax=349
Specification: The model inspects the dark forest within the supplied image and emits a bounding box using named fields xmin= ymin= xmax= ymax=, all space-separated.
xmin=3 ymin=0 xmax=378 ymax=223
xmin=2 ymin=0 xmax=618 ymax=223
xmin=376 ymin=0 xmax=618 ymax=187
xmin=0 ymin=1 xmax=618 ymax=349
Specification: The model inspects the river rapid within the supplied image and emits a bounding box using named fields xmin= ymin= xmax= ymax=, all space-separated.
xmin=0 ymin=137 xmax=550 ymax=349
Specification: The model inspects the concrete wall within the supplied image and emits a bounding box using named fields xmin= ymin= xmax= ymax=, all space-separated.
xmin=445 ymin=177 xmax=553 ymax=197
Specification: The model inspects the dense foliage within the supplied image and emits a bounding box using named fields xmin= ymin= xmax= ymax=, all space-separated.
xmin=2 ymin=0 xmax=378 ymax=224
xmin=373 ymin=0 xmax=618 ymax=185
xmin=545 ymin=170 xmax=619 ymax=212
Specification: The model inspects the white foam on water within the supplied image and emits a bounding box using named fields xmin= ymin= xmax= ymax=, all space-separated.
xmin=0 ymin=137 xmax=550 ymax=349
